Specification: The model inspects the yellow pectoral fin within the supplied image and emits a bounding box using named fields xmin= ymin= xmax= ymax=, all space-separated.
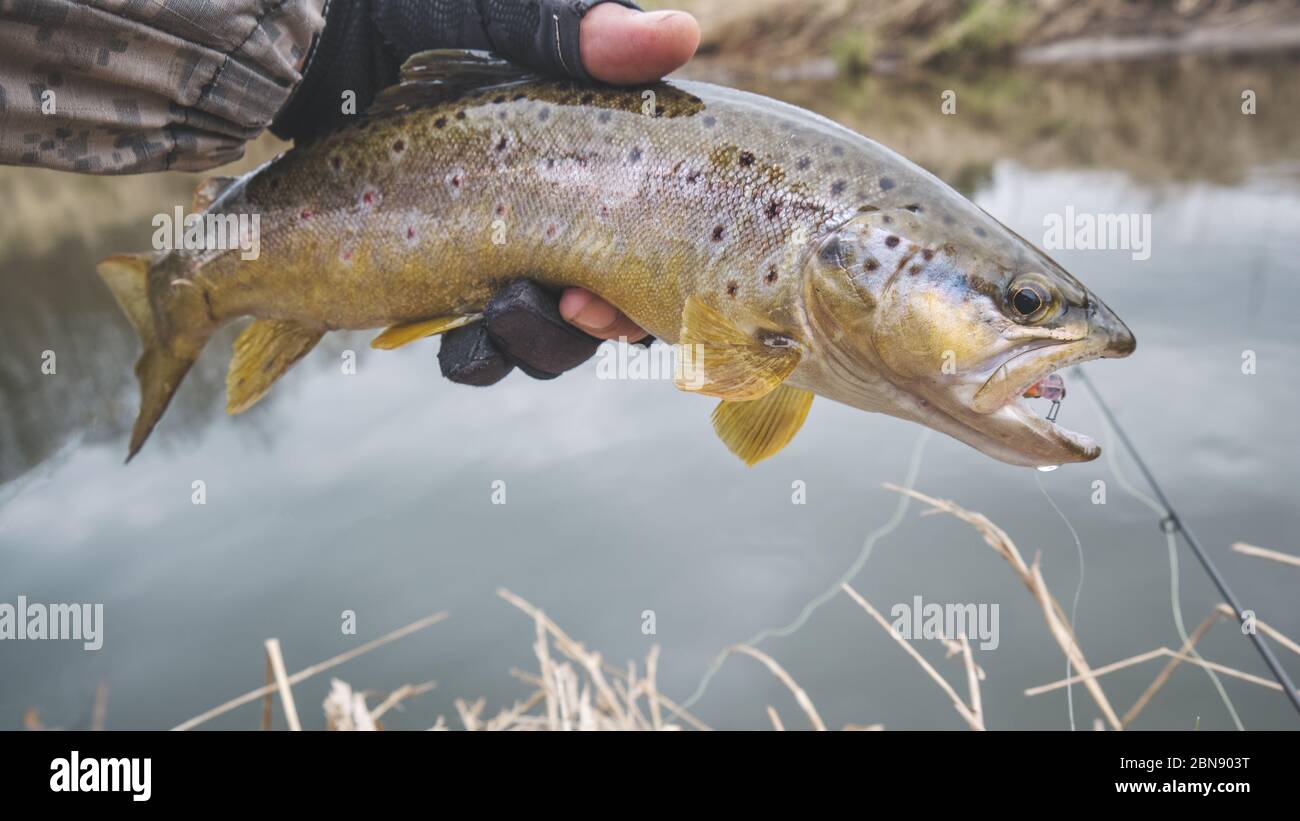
xmin=226 ymin=319 xmax=324 ymax=415
xmin=674 ymin=296 xmax=802 ymax=401
xmin=370 ymin=314 xmax=482 ymax=350
xmin=712 ymin=384 xmax=815 ymax=466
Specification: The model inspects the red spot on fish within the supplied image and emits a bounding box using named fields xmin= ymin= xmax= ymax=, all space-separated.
xmin=299 ymin=208 xmax=313 ymax=220
xmin=406 ymin=226 xmax=416 ymax=240
xmin=495 ymin=203 xmax=506 ymax=216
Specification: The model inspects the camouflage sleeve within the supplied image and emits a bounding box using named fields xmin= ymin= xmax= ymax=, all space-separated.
xmin=0 ymin=0 xmax=325 ymax=174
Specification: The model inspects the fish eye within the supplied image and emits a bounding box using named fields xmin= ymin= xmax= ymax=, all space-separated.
xmin=1008 ymin=279 xmax=1053 ymax=322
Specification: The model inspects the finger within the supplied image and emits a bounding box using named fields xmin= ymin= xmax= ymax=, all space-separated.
xmin=559 ymin=288 xmax=649 ymax=342
xmin=580 ymin=5 xmax=700 ymax=85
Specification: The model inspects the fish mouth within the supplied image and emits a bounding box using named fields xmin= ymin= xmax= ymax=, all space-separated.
xmin=934 ymin=332 xmax=1130 ymax=468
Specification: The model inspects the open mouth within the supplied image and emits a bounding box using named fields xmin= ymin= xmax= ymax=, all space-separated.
xmin=963 ymin=341 xmax=1105 ymax=465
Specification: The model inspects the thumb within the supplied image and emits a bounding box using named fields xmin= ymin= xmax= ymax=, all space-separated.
xmin=580 ymin=4 xmax=700 ymax=85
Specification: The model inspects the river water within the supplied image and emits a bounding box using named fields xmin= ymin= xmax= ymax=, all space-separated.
xmin=1 ymin=55 xmax=1297 ymax=730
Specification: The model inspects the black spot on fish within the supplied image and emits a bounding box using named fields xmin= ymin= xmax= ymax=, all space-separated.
xmin=330 ymin=156 xmax=342 ymax=171
xmin=581 ymin=93 xmax=595 ymax=104
xmin=628 ymin=146 xmax=642 ymax=163
xmin=858 ymin=204 xmax=879 ymax=213
xmin=831 ymin=180 xmax=847 ymax=195
xmin=456 ymin=110 xmax=466 ymax=120
xmin=493 ymin=95 xmax=506 ymax=104
xmin=712 ymin=225 xmax=725 ymax=242
xmin=905 ymin=204 xmax=921 ymax=213
xmin=739 ymin=151 xmax=755 ymax=167
xmin=832 ymin=146 xmax=844 ymax=157
xmin=885 ymin=235 xmax=900 ymax=247
xmin=538 ymin=107 xmax=549 ymax=121
xmin=702 ymin=115 xmax=716 ymax=127
xmin=496 ymin=136 xmax=508 ymax=151
xmin=434 ymin=117 xmax=447 ymax=129
xmin=882 ymin=215 xmax=893 ymax=224
xmin=495 ymin=203 xmax=506 ymax=216
xmin=726 ymin=281 xmax=739 ymax=297
xmin=880 ymin=176 xmax=896 ymax=190
xmin=974 ymin=226 xmax=987 ymax=237
xmin=796 ymin=157 xmax=811 ymax=170
xmin=909 ymin=264 xmax=922 ymax=275
xmin=942 ymin=214 xmax=956 ymax=225
xmin=686 ymin=169 xmax=700 ymax=183
xmin=765 ymin=200 xmax=781 ymax=219
xmin=392 ymin=139 xmax=405 ymax=153
xmin=863 ymin=257 xmax=879 ymax=272
xmin=922 ymin=249 xmax=935 ymax=261
xmin=765 ymin=267 xmax=779 ymax=284
xmin=513 ymin=93 xmax=526 ymax=101
xmin=598 ymin=111 xmax=612 ymax=123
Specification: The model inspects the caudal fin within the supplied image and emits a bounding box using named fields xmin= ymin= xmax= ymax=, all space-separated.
xmin=97 ymin=254 xmax=199 ymax=462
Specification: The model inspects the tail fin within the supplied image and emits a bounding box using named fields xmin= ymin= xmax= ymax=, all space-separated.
xmin=97 ymin=254 xmax=199 ymax=462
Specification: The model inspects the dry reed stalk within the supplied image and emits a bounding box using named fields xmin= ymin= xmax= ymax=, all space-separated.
xmin=728 ymin=643 xmax=827 ymax=730
xmin=1119 ymin=606 xmax=1226 ymax=726
xmin=172 ymin=611 xmax=447 ymax=731
xmin=264 ymin=638 xmax=301 ymax=731
xmin=841 ymin=582 xmax=985 ymax=730
xmin=91 ymin=680 xmax=108 ymax=732
xmin=261 ymin=654 xmax=274 ymax=730
xmin=883 ymin=483 xmax=1123 ymax=730
xmin=1231 ymin=542 xmax=1300 ymax=568
xmin=494 ymin=587 xmax=710 ymax=731
xmin=767 ymin=706 xmax=785 ymax=730
xmin=1017 ymin=601 xmax=1300 ymax=727
xmin=369 ymin=681 xmax=438 ymax=723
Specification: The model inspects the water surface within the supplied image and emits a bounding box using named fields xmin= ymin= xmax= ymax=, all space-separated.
xmin=1 ymin=56 xmax=1297 ymax=730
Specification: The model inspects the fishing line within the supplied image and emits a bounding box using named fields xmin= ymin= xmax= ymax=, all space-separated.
xmin=1035 ymin=470 xmax=1085 ymax=731
xmin=1090 ymin=390 xmax=1242 ymax=729
xmin=677 ymin=428 xmax=932 ymax=713
xmin=1076 ymin=365 xmax=1295 ymax=725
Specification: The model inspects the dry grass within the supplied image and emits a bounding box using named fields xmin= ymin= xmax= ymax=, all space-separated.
xmin=24 ymin=491 xmax=1299 ymax=731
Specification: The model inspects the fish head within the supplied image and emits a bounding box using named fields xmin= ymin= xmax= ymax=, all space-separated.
xmin=798 ymin=203 xmax=1135 ymax=467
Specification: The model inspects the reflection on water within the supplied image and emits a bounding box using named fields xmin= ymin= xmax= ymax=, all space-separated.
xmin=1 ymin=56 xmax=1298 ymax=730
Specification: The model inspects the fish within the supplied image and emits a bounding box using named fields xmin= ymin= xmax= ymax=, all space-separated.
xmin=97 ymin=50 xmax=1134 ymax=468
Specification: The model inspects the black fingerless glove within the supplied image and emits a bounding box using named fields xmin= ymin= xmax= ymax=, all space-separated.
xmin=271 ymin=0 xmax=640 ymax=144
xmin=271 ymin=1 xmax=647 ymax=387
xmin=440 ymin=280 xmax=603 ymax=386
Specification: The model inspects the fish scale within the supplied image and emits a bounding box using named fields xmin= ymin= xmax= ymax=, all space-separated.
xmin=95 ymin=50 xmax=1134 ymax=468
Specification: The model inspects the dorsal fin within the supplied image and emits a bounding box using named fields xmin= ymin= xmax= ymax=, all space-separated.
xmin=367 ymin=49 xmax=541 ymax=117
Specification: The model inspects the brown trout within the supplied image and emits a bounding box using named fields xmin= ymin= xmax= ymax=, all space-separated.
xmin=98 ymin=51 xmax=1134 ymax=467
